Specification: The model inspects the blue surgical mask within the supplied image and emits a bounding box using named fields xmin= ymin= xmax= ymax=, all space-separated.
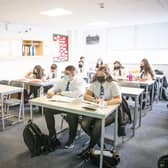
xmin=64 ymin=75 xmax=70 ymax=81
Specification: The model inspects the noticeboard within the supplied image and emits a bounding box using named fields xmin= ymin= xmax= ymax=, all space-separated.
xmin=53 ymin=34 xmax=69 ymax=62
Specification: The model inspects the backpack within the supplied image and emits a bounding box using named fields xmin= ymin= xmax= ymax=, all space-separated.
xmin=90 ymin=149 xmax=120 ymax=168
xmin=161 ymin=87 xmax=168 ymax=101
xmin=117 ymin=96 xmax=132 ymax=137
xmin=23 ymin=120 xmax=54 ymax=157
xmin=158 ymin=154 xmax=168 ymax=168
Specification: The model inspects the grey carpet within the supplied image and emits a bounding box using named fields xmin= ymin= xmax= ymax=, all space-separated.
xmin=0 ymin=101 xmax=167 ymax=168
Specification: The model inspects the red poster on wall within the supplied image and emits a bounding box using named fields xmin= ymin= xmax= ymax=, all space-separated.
xmin=53 ymin=34 xmax=69 ymax=62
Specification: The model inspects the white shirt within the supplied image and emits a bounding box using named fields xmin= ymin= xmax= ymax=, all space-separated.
xmin=48 ymin=77 xmax=85 ymax=98
xmin=112 ymin=68 xmax=128 ymax=80
xmin=88 ymin=81 xmax=121 ymax=100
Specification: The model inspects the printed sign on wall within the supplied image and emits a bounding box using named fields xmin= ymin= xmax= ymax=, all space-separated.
xmin=53 ymin=34 xmax=69 ymax=62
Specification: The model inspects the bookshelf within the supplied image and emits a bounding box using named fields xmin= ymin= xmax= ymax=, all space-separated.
xmin=22 ymin=40 xmax=43 ymax=56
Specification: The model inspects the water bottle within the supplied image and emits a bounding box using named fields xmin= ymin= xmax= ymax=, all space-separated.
xmin=99 ymin=95 xmax=104 ymax=109
xmin=39 ymin=87 xmax=44 ymax=97
xmin=128 ymin=72 xmax=133 ymax=81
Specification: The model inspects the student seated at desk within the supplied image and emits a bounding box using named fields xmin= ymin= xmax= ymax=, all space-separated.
xmin=25 ymin=65 xmax=46 ymax=98
xmin=46 ymin=63 xmax=58 ymax=80
xmin=79 ymin=66 xmax=122 ymax=157
xmin=137 ymin=58 xmax=155 ymax=81
xmin=137 ymin=58 xmax=155 ymax=108
xmin=44 ymin=65 xmax=85 ymax=149
xmin=112 ymin=60 xmax=127 ymax=80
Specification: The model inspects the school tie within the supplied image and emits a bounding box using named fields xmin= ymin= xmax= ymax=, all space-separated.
xmin=119 ymin=69 xmax=122 ymax=76
xmin=100 ymin=85 xmax=104 ymax=97
xmin=52 ymin=73 xmax=55 ymax=79
xmin=140 ymin=71 xmax=144 ymax=79
xmin=66 ymin=81 xmax=70 ymax=91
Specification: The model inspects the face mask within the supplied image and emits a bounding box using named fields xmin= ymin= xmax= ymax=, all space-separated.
xmin=97 ymin=76 xmax=105 ymax=83
xmin=64 ymin=74 xmax=70 ymax=81
xmin=79 ymin=63 xmax=83 ymax=68
xmin=114 ymin=66 xmax=120 ymax=70
xmin=140 ymin=65 xmax=144 ymax=70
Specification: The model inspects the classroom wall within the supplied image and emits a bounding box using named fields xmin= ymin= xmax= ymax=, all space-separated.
xmin=70 ymin=22 xmax=168 ymax=65
xmin=0 ymin=22 xmax=168 ymax=80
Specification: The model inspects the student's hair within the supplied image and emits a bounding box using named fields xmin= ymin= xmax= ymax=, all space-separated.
xmin=141 ymin=58 xmax=154 ymax=79
xmin=96 ymin=58 xmax=103 ymax=69
xmin=65 ymin=65 xmax=76 ymax=73
xmin=80 ymin=56 xmax=85 ymax=59
xmin=113 ymin=60 xmax=124 ymax=70
xmin=33 ymin=65 xmax=44 ymax=79
xmin=91 ymin=65 xmax=114 ymax=83
xmin=51 ymin=63 xmax=57 ymax=70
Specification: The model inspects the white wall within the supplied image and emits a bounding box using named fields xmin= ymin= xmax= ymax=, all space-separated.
xmin=71 ymin=22 xmax=168 ymax=66
xmin=0 ymin=22 xmax=168 ymax=80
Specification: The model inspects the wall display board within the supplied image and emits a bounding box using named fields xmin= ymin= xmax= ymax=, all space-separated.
xmin=53 ymin=34 xmax=69 ymax=62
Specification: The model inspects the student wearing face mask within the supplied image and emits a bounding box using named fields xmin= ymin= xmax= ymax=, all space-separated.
xmin=46 ymin=63 xmax=58 ymax=80
xmin=137 ymin=58 xmax=155 ymax=109
xmin=79 ymin=66 xmax=122 ymax=157
xmin=112 ymin=61 xmax=127 ymax=80
xmin=25 ymin=65 xmax=45 ymax=98
xmin=138 ymin=58 xmax=155 ymax=81
xmin=44 ymin=65 xmax=85 ymax=149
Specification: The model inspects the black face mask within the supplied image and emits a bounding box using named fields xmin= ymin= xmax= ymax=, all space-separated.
xmin=78 ymin=63 xmax=83 ymax=68
xmin=97 ymin=76 xmax=105 ymax=83
xmin=114 ymin=66 xmax=120 ymax=70
xmin=140 ymin=65 xmax=144 ymax=71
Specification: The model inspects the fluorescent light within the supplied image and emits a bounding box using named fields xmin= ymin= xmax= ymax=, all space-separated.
xmin=40 ymin=8 xmax=72 ymax=16
xmin=88 ymin=21 xmax=110 ymax=26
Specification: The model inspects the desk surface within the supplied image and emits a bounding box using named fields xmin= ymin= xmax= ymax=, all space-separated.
xmin=0 ymin=84 xmax=23 ymax=94
xmin=121 ymin=86 xmax=144 ymax=96
xmin=30 ymin=95 xmax=119 ymax=119
xmin=17 ymin=78 xmax=56 ymax=87
xmin=118 ymin=79 xmax=155 ymax=87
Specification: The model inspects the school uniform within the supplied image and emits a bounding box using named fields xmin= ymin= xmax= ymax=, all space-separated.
xmin=81 ymin=80 xmax=121 ymax=148
xmin=138 ymin=70 xmax=155 ymax=108
xmin=112 ymin=68 xmax=127 ymax=80
xmin=44 ymin=76 xmax=85 ymax=146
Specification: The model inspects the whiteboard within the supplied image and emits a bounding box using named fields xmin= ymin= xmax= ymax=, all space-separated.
xmin=135 ymin=23 xmax=168 ymax=49
xmin=107 ymin=26 xmax=135 ymax=50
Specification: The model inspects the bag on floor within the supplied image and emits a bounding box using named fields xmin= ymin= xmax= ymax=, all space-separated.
xmin=90 ymin=149 xmax=120 ymax=168
xmin=23 ymin=120 xmax=54 ymax=157
xmin=161 ymin=87 xmax=168 ymax=101
xmin=158 ymin=154 xmax=168 ymax=168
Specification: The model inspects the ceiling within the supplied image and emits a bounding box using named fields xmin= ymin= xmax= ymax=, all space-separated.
xmin=0 ymin=0 xmax=168 ymax=29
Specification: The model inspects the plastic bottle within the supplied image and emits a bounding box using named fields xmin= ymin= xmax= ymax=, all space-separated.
xmin=99 ymin=95 xmax=104 ymax=109
xmin=39 ymin=87 xmax=44 ymax=97
xmin=128 ymin=72 xmax=133 ymax=81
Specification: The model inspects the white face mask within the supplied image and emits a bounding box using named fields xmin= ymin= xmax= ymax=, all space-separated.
xmin=64 ymin=74 xmax=70 ymax=81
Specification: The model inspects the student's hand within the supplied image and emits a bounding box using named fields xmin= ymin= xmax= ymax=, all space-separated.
xmin=47 ymin=92 xmax=54 ymax=98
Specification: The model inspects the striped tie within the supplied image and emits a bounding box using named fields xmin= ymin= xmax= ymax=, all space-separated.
xmin=66 ymin=81 xmax=70 ymax=91
xmin=100 ymin=85 xmax=104 ymax=97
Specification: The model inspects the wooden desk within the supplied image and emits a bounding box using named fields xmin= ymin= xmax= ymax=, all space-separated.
xmin=121 ymin=87 xmax=144 ymax=136
xmin=0 ymin=84 xmax=24 ymax=130
xmin=29 ymin=95 xmax=119 ymax=168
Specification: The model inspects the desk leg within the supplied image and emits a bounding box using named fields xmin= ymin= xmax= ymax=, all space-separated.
xmin=40 ymin=86 xmax=44 ymax=116
xmin=1 ymin=95 xmax=5 ymax=130
xmin=30 ymin=103 xmax=33 ymax=120
xmin=100 ymin=118 xmax=105 ymax=168
xmin=114 ymin=108 xmax=118 ymax=148
xmin=19 ymin=90 xmax=24 ymax=121
xmin=139 ymin=94 xmax=142 ymax=127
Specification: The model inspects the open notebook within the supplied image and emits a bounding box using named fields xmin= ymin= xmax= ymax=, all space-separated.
xmin=48 ymin=95 xmax=76 ymax=103
xmin=81 ymin=100 xmax=99 ymax=110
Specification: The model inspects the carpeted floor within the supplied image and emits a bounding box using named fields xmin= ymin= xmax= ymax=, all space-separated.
xmin=0 ymin=101 xmax=167 ymax=168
